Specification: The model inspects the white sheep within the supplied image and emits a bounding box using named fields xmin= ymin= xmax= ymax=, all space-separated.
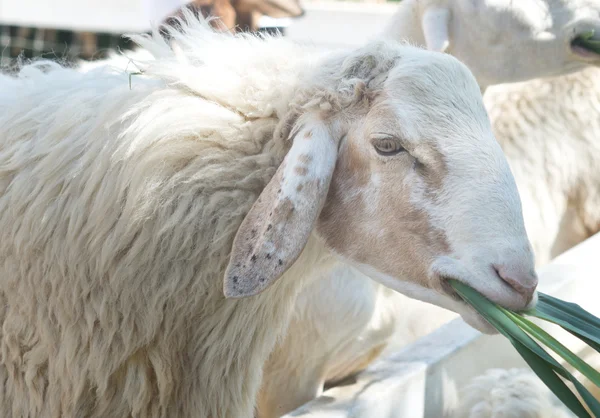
xmin=382 ymin=0 xmax=600 ymax=91
xmin=453 ymin=347 xmax=600 ymax=417
xmin=0 ymin=13 xmax=537 ymax=418
xmin=454 ymin=368 xmax=575 ymax=418
xmin=258 ymin=1 xmax=600 ymax=416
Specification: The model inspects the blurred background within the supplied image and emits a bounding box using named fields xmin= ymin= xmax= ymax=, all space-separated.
xmin=0 ymin=0 xmax=400 ymax=66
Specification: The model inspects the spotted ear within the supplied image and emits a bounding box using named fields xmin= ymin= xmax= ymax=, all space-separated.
xmin=422 ymin=6 xmax=451 ymax=53
xmin=223 ymin=119 xmax=339 ymax=298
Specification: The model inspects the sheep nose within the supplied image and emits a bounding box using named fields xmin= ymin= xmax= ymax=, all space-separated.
xmin=494 ymin=264 xmax=538 ymax=305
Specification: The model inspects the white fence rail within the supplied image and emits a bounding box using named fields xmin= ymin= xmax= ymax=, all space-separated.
xmin=286 ymin=233 xmax=600 ymax=417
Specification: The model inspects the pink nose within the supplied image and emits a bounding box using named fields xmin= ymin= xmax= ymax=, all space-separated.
xmin=494 ymin=264 xmax=538 ymax=304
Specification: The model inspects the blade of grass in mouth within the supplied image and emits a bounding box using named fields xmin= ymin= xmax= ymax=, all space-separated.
xmin=502 ymin=308 xmax=600 ymax=389
xmin=449 ymin=280 xmax=600 ymax=417
xmin=529 ymin=293 xmax=600 ymax=354
xmin=573 ymin=30 xmax=600 ymax=54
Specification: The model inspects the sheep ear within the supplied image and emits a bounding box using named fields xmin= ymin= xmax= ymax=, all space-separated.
xmin=422 ymin=6 xmax=451 ymax=52
xmin=223 ymin=119 xmax=338 ymax=298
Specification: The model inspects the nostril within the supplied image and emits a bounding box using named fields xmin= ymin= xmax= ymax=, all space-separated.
xmin=494 ymin=264 xmax=538 ymax=302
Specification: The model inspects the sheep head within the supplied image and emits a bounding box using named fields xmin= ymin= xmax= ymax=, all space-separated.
xmin=224 ymin=41 xmax=537 ymax=334
xmin=383 ymin=0 xmax=600 ymax=88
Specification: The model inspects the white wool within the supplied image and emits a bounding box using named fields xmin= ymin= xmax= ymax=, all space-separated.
xmin=453 ymin=368 xmax=575 ymax=418
xmin=0 ymin=17 xmax=319 ymax=418
xmin=484 ymin=68 xmax=600 ymax=262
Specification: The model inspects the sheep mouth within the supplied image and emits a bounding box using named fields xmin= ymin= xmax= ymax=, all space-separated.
xmin=437 ymin=276 xmax=498 ymax=334
xmin=440 ymin=277 xmax=464 ymax=303
xmin=571 ymin=32 xmax=600 ymax=59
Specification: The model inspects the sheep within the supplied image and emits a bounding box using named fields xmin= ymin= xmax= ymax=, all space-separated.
xmin=257 ymin=1 xmax=600 ymax=416
xmin=452 ymin=344 xmax=600 ymax=417
xmin=453 ymin=368 xmax=575 ymax=418
xmin=381 ymin=0 xmax=600 ymax=91
xmin=0 ymin=13 xmax=538 ymax=418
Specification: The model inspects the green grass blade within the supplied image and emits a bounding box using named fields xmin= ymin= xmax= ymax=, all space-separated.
xmin=451 ymin=281 xmax=568 ymax=367
xmin=503 ymin=310 xmax=600 ymax=389
xmin=539 ymin=293 xmax=600 ymax=332
xmin=128 ymin=71 xmax=144 ymax=90
xmin=572 ymin=378 xmax=600 ymax=418
xmin=573 ymin=334 xmax=600 ymax=355
xmin=510 ymin=339 xmax=592 ymax=418
xmin=450 ymin=280 xmax=600 ymax=417
xmin=528 ymin=293 xmax=600 ymax=354
xmin=530 ymin=309 xmax=600 ymax=354
xmin=514 ymin=338 xmax=600 ymax=418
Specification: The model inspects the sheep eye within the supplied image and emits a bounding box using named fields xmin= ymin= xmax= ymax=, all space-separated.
xmin=372 ymin=136 xmax=405 ymax=156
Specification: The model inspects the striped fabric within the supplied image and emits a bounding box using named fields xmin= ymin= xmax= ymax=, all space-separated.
xmin=0 ymin=24 xmax=140 ymax=67
xmin=0 ymin=0 xmax=296 ymax=68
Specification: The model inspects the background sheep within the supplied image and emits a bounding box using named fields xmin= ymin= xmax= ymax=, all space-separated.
xmin=258 ymin=1 xmax=600 ymax=416
xmin=0 ymin=14 xmax=536 ymax=418
xmin=382 ymin=0 xmax=600 ymax=91
xmin=454 ymin=368 xmax=575 ymax=418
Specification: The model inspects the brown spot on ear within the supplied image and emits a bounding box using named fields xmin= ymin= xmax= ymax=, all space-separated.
xmin=224 ymin=169 xmax=305 ymax=298
xmin=304 ymin=131 xmax=312 ymax=139
xmin=225 ymin=120 xmax=338 ymax=299
xmin=294 ymin=166 xmax=308 ymax=176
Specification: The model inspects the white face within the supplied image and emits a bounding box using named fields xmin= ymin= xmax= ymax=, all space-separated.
xmin=224 ymin=42 xmax=537 ymax=333
xmin=399 ymin=0 xmax=600 ymax=87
